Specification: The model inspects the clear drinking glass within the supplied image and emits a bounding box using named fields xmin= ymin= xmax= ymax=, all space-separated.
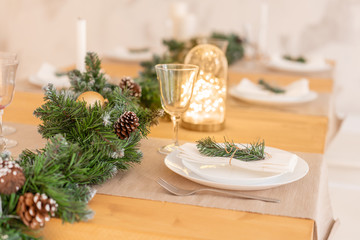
xmin=0 ymin=52 xmax=18 ymax=148
xmin=155 ymin=64 xmax=199 ymax=154
xmin=0 ymin=57 xmax=18 ymax=152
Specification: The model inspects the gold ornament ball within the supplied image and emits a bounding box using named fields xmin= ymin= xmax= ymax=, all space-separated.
xmin=76 ymin=91 xmax=105 ymax=107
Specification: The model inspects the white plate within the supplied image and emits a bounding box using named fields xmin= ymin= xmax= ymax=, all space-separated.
xmin=229 ymin=87 xmax=318 ymax=106
xmin=181 ymin=146 xmax=288 ymax=184
xmin=29 ymin=75 xmax=71 ymax=89
xmin=264 ymin=54 xmax=331 ymax=73
xmin=164 ymin=150 xmax=309 ymax=191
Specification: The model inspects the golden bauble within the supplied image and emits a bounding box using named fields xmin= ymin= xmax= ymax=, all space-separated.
xmin=76 ymin=91 xmax=105 ymax=107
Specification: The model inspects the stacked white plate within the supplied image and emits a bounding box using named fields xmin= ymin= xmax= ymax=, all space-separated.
xmin=164 ymin=145 xmax=309 ymax=191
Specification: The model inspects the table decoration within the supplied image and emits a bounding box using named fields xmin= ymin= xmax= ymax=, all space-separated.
xmin=0 ymin=52 xmax=160 ymax=239
xmin=134 ymin=32 xmax=244 ymax=111
xmin=182 ymin=44 xmax=228 ymax=131
xmin=155 ymin=64 xmax=199 ymax=154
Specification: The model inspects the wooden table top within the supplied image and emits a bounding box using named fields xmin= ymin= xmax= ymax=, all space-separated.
xmin=6 ymin=60 xmax=335 ymax=240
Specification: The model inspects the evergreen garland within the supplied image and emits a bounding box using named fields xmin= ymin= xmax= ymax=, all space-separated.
xmin=0 ymin=52 xmax=160 ymax=239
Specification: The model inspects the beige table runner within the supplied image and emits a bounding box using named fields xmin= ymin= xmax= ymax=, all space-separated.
xmin=95 ymin=138 xmax=335 ymax=240
xmin=8 ymin=122 xmax=335 ymax=240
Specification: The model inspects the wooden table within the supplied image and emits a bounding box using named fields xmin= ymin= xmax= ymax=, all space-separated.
xmin=6 ymin=60 xmax=336 ymax=240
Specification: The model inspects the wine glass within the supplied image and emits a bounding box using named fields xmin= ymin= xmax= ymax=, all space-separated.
xmin=0 ymin=52 xmax=18 ymax=148
xmin=0 ymin=57 xmax=18 ymax=152
xmin=155 ymin=64 xmax=199 ymax=154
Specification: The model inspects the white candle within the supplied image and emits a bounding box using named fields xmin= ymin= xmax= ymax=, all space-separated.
xmin=258 ymin=2 xmax=268 ymax=56
xmin=76 ymin=18 xmax=87 ymax=72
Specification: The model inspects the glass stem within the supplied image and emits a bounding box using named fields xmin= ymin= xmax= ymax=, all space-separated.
xmin=0 ymin=109 xmax=4 ymax=152
xmin=171 ymin=115 xmax=181 ymax=147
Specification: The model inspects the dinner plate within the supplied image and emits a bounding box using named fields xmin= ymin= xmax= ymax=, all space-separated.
xmin=229 ymin=87 xmax=318 ymax=106
xmin=164 ymin=150 xmax=309 ymax=191
xmin=264 ymin=54 xmax=331 ymax=73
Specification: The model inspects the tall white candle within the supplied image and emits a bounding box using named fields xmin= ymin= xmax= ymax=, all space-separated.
xmin=76 ymin=18 xmax=87 ymax=72
xmin=258 ymin=2 xmax=268 ymax=56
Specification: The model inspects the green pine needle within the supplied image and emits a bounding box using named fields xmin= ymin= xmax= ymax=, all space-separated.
xmin=196 ymin=137 xmax=265 ymax=162
xmin=258 ymin=79 xmax=286 ymax=94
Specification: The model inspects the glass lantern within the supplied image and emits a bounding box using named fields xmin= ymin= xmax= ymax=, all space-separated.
xmin=182 ymin=44 xmax=228 ymax=131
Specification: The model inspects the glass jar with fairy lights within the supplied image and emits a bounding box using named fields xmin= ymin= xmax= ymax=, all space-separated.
xmin=182 ymin=44 xmax=228 ymax=131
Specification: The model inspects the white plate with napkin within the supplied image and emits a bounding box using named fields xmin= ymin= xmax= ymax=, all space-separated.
xmin=229 ymin=78 xmax=317 ymax=105
xmin=164 ymin=147 xmax=309 ymax=191
xmin=178 ymin=143 xmax=297 ymax=184
xmin=264 ymin=54 xmax=331 ymax=73
xmin=29 ymin=63 xmax=70 ymax=89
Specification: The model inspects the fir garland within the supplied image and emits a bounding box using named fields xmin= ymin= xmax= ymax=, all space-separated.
xmin=0 ymin=52 xmax=160 ymax=239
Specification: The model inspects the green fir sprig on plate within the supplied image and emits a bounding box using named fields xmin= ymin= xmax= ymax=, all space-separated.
xmin=283 ymin=55 xmax=307 ymax=63
xmin=196 ymin=137 xmax=265 ymax=162
xmin=258 ymin=79 xmax=285 ymax=94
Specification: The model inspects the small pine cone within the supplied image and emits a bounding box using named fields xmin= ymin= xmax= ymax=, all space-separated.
xmin=119 ymin=76 xmax=142 ymax=97
xmin=114 ymin=111 xmax=140 ymax=140
xmin=16 ymin=193 xmax=58 ymax=230
xmin=0 ymin=159 xmax=25 ymax=194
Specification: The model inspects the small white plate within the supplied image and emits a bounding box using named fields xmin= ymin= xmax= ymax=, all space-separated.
xmin=264 ymin=54 xmax=331 ymax=73
xmin=164 ymin=150 xmax=309 ymax=191
xmin=229 ymin=87 xmax=318 ymax=106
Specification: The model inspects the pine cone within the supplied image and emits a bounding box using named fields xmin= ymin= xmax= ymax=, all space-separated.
xmin=0 ymin=159 xmax=25 ymax=194
xmin=119 ymin=76 xmax=142 ymax=97
xmin=114 ymin=111 xmax=140 ymax=140
xmin=16 ymin=193 xmax=58 ymax=229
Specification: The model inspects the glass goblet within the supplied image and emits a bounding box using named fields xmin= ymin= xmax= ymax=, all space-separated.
xmin=155 ymin=64 xmax=199 ymax=154
xmin=0 ymin=58 xmax=18 ymax=152
xmin=0 ymin=52 xmax=18 ymax=147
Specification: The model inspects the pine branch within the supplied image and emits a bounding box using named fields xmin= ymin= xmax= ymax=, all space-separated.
xmin=196 ymin=137 xmax=265 ymax=162
xmin=258 ymin=79 xmax=285 ymax=94
xmin=283 ymin=55 xmax=307 ymax=63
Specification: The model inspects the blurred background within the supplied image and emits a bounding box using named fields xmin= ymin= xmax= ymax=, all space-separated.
xmin=1 ymin=0 xmax=360 ymax=116
xmin=1 ymin=0 xmax=360 ymax=238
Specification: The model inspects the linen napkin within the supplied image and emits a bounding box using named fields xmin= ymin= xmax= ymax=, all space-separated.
xmin=235 ymin=78 xmax=309 ymax=97
xmin=29 ymin=62 xmax=70 ymax=89
xmin=178 ymin=143 xmax=298 ymax=174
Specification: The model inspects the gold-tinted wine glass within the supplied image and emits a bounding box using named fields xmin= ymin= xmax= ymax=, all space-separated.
xmin=0 ymin=57 xmax=18 ymax=152
xmin=155 ymin=64 xmax=199 ymax=154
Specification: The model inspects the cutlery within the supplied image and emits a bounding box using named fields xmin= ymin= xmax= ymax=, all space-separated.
xmin=157 ymin=178 xmax=280 ymax=203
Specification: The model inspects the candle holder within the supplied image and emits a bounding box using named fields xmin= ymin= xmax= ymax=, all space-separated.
xmin=182 ymin=44 xmax=228 ymax=132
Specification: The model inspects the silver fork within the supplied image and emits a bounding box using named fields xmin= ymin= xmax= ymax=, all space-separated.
xmin=157 ymin=178 xmax=280 ymax=203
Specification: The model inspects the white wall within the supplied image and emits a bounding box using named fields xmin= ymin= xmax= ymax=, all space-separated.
xmin=0 ymin=0 xmax=328 ymax=78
